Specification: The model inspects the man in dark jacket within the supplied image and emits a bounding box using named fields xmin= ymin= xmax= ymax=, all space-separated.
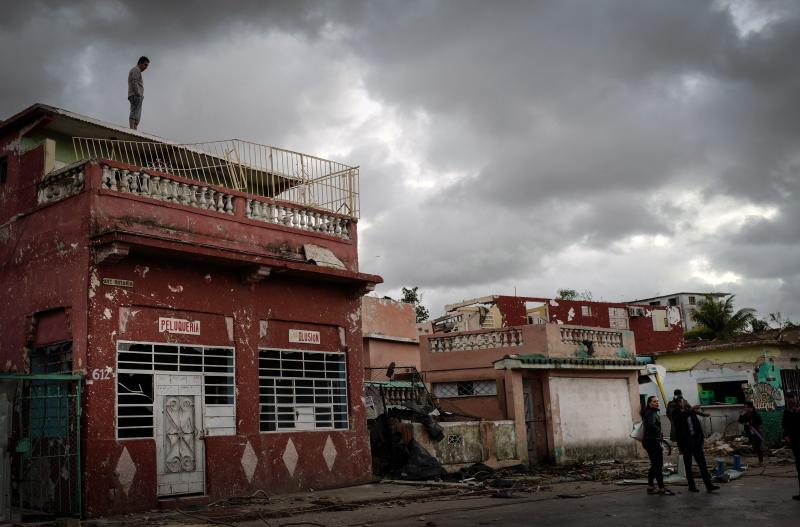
xmin=672 ymin=397 xmax=720 ymax=493
xmin=783 ymin=391 xmax=800 ymax=500
xmin=666 ymin=389 xmax=683 ymax=444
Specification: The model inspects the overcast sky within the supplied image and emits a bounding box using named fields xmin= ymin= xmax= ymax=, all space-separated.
xmin=2 ymin=0 xmax=799 ymax=321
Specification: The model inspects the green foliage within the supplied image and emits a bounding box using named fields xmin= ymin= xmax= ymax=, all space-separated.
xmin=401 ymin=286 xmax=430 ymax=323
xmin=556 ymin=288 xmax=593 ymax=301
xmin=685 ymin=295 xmax=755 ymax=340
xmin=750 ymin=312 xmax=797 ymax=333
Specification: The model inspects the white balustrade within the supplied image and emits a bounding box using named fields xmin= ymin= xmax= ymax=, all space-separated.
xmin=428 ymin=328 xmax=524 ymax=353
xmin=559 ymin=327 xmax=623 ymax=348
xmin=101 ymin=164 xmax=235 ymax=215
xmin=37 ymin=165 xmax=85 ymax=205
xmin=245 ymin=199 xmax=352 ymax=240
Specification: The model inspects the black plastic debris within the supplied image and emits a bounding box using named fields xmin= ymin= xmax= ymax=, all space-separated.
xmin=393 ymin=440 xmax=447 ymax=481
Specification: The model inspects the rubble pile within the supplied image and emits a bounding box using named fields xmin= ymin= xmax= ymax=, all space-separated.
xmin=705 ymin=436 xmax=753 ymax=457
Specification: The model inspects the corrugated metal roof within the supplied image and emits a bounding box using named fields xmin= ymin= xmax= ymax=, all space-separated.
xmin=0 ymin=103 xmax=170 ymax=142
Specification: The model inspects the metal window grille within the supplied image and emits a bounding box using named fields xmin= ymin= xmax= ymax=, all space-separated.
xmin=116 ymin=341 xmax=235 ymax=439
xmin=782 ymin=369 xmax=800 ymax=394
xmin=258 ymin=349 xmax=348 ymax=432
xmin=433 ymin=380 xmax=497 ymax=398
xmin=7 ymin=374 xmax=83 ymax=520
xmin=30 ymin=342 xmax=72 ymax=374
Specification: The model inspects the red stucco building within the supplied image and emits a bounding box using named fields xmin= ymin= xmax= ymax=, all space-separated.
xmin=0 ymin=104 xmax=381 ymax=518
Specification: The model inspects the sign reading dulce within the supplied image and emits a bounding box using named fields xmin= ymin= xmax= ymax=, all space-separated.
xmin=289 ymin=329 xmax=321 ymax=345
xmin=159 ymin=317 xmax=201 ymax=335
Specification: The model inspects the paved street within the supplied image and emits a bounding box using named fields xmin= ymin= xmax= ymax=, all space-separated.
xmin=226 ymin=464 xmax=800 ymax=527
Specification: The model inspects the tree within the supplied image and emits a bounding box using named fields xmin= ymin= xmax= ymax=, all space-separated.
xmin=750 ymin=312 xmax=797 ymax=333
xmin=401 ymin=286 xmax=430 ymax=323
xmin=685 ymin=295 xmax=755 ymax=340
xmin=556 ymin=288 xmax=593 ymax=301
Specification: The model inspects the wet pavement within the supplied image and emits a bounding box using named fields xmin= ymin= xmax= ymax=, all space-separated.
xmin=82 ymin=460 xmax=799 ymax=527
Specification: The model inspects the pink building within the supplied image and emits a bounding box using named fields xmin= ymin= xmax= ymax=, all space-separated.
xmin=361 ymin=296 xmax=421 ymax=372
xmin=421 ymin=295 xmax=680 ymax=464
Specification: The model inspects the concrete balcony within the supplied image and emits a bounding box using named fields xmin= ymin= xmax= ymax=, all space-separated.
xmin=421 ymin=324 xmax=635 ymax=373
xmin=34 ymin=159 xmax=377 ymax=287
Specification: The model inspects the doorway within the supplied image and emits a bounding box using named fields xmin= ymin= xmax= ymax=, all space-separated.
xmin=154 ymin=374 xmax=204 ymax=496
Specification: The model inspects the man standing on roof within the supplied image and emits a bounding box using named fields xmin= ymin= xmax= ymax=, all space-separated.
xmin=128 ymin=56 xmax=149 ymax=130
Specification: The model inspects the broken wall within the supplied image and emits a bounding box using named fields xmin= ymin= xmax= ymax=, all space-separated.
xmin=402 ymin=421 xmax=518 ymax=469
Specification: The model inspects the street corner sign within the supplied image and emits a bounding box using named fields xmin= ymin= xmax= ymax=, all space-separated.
xmin=289 ymin=329 xmax=321 ymax=345
xmin=159 ymin=317 xmax=201 ymax=335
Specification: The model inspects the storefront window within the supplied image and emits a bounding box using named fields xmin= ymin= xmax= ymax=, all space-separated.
xmin=258 ymin=349 xmax=348 ymax=432
xmin=116 ymin=341 xmax=235 ymax=439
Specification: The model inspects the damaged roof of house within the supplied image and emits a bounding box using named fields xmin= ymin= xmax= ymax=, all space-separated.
xmin=494 ymin=354 xmax=640 ymax=370
xmin=665 ymin=326 xmax=800 ymax=354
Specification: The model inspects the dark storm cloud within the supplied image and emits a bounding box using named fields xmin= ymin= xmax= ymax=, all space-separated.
xmin=1 ymin=0 xmax=798 ymax=319
xmin=0 ymin=0 xmax=332 ymax=116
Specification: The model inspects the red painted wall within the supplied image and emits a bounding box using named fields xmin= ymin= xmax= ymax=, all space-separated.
xmin=83 ymin=256 xmax=371 ymax=516
xmin=1 ymin=131 xmax=380 ymax=516
xmin=492 ymin=296 xmax=683 ymax=354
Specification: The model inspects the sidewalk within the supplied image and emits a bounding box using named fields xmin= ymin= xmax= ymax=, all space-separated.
xmin=84 ymin=482 xmax=474 ymax=527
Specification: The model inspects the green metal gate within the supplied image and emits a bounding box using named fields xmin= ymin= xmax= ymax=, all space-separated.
xmin=0 ymin=374 xmax=82 ymax=519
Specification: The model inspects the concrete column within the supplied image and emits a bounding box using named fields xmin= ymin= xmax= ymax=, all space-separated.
xmin=503 ymin=368 xmax=528 ymax=464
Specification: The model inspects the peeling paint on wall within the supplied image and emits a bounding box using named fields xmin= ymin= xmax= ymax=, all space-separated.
xmin=667 ymin=306 xmax=681 ymax=325
xmin=167 ymin=284 xmax=183 ymax=293
xmin=88 ymin=269 xmax=100 ymax=298
xmin=567 ymin=307 xmax=575 ymax=322
xmin=225 ymin=317 xmax=234 ymax=342
xmin=119 ymin=307 xmax=131 ymax=333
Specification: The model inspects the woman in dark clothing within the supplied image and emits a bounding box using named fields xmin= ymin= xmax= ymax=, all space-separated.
xmin=672 ymin=397 xmax=720 ymax=493
xmin=642 ymin=395 xmax=674 ymax=495
xmin=739 ymin=401 xmax=764 ymax=464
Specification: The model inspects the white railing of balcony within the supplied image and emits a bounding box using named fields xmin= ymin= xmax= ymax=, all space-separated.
xmin=73 ymin=138 xmax=359 ymax=219
xmin=559 ymin=327 xmax=623 ymax=348
xmin=100 ymin=164 xmax=235 ymax=215
xmin=428 ymin=328 xmax=524 ymax=353
xmin=37 ymin=163 xmax=85 ymax=206
xmin=245 ymin=199 xmax=351 ymax=240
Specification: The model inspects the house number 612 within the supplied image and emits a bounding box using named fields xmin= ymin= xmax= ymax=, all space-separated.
xmin=90 ymin=367 xmax=115 ymax=380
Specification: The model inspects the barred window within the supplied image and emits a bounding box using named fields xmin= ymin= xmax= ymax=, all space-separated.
xmin=258 ymin=349 xmax=348 ymax=432
xmin=116 ymin=341 xmax=235 ymax=439
xmin=433 ymin=380 xmax=497 ymax=398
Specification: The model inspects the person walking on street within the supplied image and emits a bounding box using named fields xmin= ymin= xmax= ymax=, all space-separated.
xmin=673 ymin=397 xmax=720 ymax=493
xmin=783 ymin=391 xmax=800 ymax=500
xmin=642 ymin=395 xmax=674 ymax=495
xmin=666 ymin=389 xmax=683 ymax=446
xmin=128 ymin=56 xmax=149 ymax=130
xmin=739 ymin=401 xmax=765 ymax=464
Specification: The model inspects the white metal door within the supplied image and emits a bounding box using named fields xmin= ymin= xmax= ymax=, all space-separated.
xmin=155 ymin=374 xmax=204 ymax=496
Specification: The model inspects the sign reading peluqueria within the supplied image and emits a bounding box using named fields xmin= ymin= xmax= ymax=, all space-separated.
xmin=159 ymin=317 xmax=201 ymax=335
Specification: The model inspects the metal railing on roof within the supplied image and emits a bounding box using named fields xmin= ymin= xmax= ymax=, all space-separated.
xmin=72 ymin=137 xmax=359 ymax=218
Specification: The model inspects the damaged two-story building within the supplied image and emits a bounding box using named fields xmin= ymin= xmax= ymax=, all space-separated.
xmin=0 ymin=104 xmax=381 ymax=519
xmin=421 ymin=295 xmax=683 ymax=465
